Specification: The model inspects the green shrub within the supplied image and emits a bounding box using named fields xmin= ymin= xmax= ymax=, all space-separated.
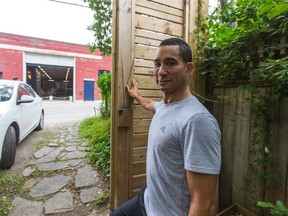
xmin=257 ymin=200 xmax=288 ymax=216
xmin=97 ymin=73 xmax=111 ymax=119
xmin=79 ymin=116 xmax=110 ymax=176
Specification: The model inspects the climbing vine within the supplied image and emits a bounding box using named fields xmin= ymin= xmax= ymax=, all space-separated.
xmin=197 ymin=0 xmax=288 ymax=204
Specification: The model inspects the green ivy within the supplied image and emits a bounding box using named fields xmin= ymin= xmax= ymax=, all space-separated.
xmin=97 ymin=73 xmax=111 ymax=119
xmin=198 ymin=0 xmax=288 ymax=205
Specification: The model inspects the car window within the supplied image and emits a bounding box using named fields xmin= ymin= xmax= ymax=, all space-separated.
xmin=0 ymin=83 xmax=14 ymax=102
xmin=25 ymin=84 xmax=36 ymax=97
xmin=18 ymin=84 xmax=34 ymax=100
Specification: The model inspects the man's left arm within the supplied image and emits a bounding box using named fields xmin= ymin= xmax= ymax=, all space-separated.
xmin=186 ymin=171 xmax=218 ymax=216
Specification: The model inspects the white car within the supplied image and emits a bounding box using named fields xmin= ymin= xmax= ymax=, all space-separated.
xmin=0 ymin=79 xmax=44 ymax=169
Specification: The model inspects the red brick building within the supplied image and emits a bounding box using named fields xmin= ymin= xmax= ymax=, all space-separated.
xmin=0 ymin=32 xmax=111 ymax=100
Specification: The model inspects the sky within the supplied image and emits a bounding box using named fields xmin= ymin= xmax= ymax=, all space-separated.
xmin=0 ymin=0 xmax=95 ymax=45
xmin=0 ymin=0 xmax=218 ymax=45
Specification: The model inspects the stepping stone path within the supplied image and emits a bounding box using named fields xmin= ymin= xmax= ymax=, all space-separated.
xmin=9 ymin=123 xmax=110 ymax=216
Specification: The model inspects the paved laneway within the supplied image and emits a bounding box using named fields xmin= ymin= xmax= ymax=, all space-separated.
xmin=43 ymin=100 xmax=102 ymax=126
xmin=8 ymin=100 xmax=110 ymax=216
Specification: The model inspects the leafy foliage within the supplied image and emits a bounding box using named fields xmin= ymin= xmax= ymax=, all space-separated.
xmin=97 ymin=72 xmax=111 ymax=119
xmin=198 ymin=0 xmax=288 ymax=205
xmin=257 ymin=200 xmax=288 ymax=216
xmin=79 ymin=116 xmax=110 ymax=176
xmin=83 ymin=0 xmax=112 ymax=56
xmin=201 ymin=0 xmax=288 ymax=84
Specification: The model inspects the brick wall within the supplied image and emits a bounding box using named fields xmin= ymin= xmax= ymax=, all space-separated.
xmin=0 ymin=32 xmax=112 ymax=100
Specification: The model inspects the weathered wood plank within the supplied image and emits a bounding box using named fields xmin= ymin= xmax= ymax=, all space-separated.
xmin=149 ymin=0 xmax=184 ymax=10
xmin=135 ymin=35 xmax=160 ymax=47
xmin=135 ymin=5 xmax=183 ymax=24
xmin=134 ymin=74 xmax=158 ymax=89
xmin=219 ymin=87 xmax=237 ymax=208
xmin=135 ymin=29 xmax=173 ymax=42
xmin=134 ymin=66 xmax=154 ymax=76
xmin=133 ymin=146 xmax=147 ymax=162
xmin=135 ymin=58 xmax=154 ymax=68
xmin=133 ymin=132 xmax=149 ymax=147
xmin=111 ymin=0 xmax=134 ymax=208
xmin=132 ymin=174 xmax=146 ymax=196
xmin=133 ymin=104 xmax=154 ymax=119
xmin=136 ymin=0 xmax=184 ymax=16
xmin=136 ymin=14 xmax=183 ymax=37
xmin=265 ymin=97 xmax=288 ymax=205
xmin=138 ymin=89 xmax=162 ymax=98
xmin=135 ymin=44 xmax=157 ymax=60
xmin=231 ymin=89 xmax=251 ymax=205
xmin=132 ymin=161 xmax=146 ymax=176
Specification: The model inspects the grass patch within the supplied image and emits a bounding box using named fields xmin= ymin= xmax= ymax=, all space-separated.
xmin=79 ymin=116 xmax=110 ymax=176
xmin=32 ymin=131 xmax=61 ymax=152
xmin=0 ymin=170 xmax=26 ymax=216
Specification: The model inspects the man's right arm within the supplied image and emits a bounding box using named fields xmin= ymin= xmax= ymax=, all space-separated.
xmin=125 ymin=79 xmax=156 ymax=113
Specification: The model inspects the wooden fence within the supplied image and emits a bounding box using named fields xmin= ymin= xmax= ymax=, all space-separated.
xmin=213 ymin=86 xmax=288 ymax=213
xmin=111 ymin=0 xmax=207 ymax=209
xmin=212 ymin=37 xmax=288 ymax=214
xmin=111 ymin=0 xmax=287 ymax=213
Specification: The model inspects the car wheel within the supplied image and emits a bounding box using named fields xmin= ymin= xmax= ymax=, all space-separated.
xmin=0 ymin=126 xmax=17 ymax=169
xmin=35 ymin=111 xmax=44 ymax=130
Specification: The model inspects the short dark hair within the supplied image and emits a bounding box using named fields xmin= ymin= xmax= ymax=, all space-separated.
xmin=159 ymin=38 xmax=192 ymax=63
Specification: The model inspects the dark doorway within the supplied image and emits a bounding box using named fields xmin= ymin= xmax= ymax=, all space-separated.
xmin=26 ymin=64 xmax=73 ymax=99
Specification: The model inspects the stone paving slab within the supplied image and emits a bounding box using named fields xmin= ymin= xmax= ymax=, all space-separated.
xmin=37 ymin=159 xmax=84 ymax=171
xmin=29 ymin=175 xmax=72 ymax=197
xmin=75 ymin=164 xmax=98 ymax=188
xmin=62 ymin=150 xmax=87 ymax=160
xmin=33 ymin=146 xmax=54 ymax=159
xmin=31 ymin=147 xmax=65 ymax=164
xmin=9 ymin=197 xmax=43 ymax=216
xmin=44 ymin=191 xmax=74 ymax=214
xmin=80 ymin=187 xmax=101 ymax=204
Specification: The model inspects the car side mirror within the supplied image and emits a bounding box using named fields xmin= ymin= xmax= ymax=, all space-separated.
xmin=17 ymin=95 xmax=34 ymax=104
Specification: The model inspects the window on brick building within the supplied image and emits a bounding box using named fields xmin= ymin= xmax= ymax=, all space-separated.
xmin=0 ymin=72 xmax=2 ymax=79
xmin=98 ymin=70 xmax=110 ymax=78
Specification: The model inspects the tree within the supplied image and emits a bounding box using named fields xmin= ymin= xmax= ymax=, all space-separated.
xmin=83 ymin=0 xmax=112 ymax=56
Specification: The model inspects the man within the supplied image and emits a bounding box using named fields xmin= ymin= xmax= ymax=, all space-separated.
xmin=111 ymin=38 xmax=221 ymax=216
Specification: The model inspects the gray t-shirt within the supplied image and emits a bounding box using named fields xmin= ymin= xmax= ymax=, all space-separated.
xmin=144 ymin=96 xmax=221 ymax=216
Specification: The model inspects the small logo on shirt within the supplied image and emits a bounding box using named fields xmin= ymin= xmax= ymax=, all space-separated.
xmin=160 ymin=126 xmax=166 ymax=133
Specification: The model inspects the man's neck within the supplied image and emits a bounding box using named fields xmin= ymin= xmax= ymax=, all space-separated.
xmin=163 ymin=88 xmax=192 ymax=104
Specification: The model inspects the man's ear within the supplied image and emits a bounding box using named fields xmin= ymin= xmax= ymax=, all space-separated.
xmin=186 ymin=62 xmax=194 ymax=75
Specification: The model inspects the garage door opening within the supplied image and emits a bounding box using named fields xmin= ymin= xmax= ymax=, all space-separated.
xmin=26 ymin=64 xmax=73 ymax=100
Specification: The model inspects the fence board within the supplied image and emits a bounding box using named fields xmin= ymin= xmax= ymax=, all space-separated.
xmin=135 ymin=14 xmax=183 ymax=36
xmin=149 ymin=0 xmax=184 ymax=10
xmin=135 ymin=58 xmax=153 ymax=68
xmin=134 ymin=66 xmax=154 ymax=75
xmin=265 ymin=97 xmax=288 ymax=205
xmin=133 ymin=133 xmax=149 ymax=147
xmin=219 ymin=88 xmax=237 ymax=208
xmin=231 ymin=89 xmax=251 ymax=205
xmin=132 ymin=161 xmax=146 ymax=176
xmin=135 ymin=5 xmax=183 ymax=23
xmin=133 ymin=105 xmax=154 ymax=119
xmin=134 ymin=74 xmax=158 ymax=89
xmin=135 ymin=44 xmax=157 ymax=60
xmin=136 ymin=0 xmax=184 ymax=16
xmin=135 ymin=29 xmax=173 ymax=42
xmin=133 ymin=146 xmax=147 ymax=162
